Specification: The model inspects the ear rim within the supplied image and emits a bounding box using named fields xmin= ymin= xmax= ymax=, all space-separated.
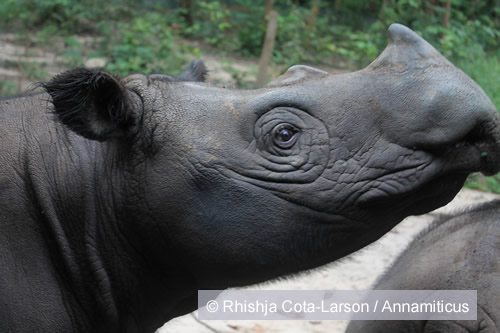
xmin=43 ymin=68 xmax=134 ymax=142
xmin=176 ymin=60 xmax=208 ymax=82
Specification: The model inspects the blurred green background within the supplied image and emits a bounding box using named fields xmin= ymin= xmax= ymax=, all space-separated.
xmin=0 ymin=0 xmax=499 ymax=192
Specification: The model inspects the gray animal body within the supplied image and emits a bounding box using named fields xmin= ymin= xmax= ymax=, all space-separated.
xmin=1 ymin=24 xmax=500 ymax=332
xmin=345 ymin=200 xmax=500 ymax=333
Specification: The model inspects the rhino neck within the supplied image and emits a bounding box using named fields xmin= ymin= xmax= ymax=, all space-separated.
xmin=20 ymin=117 xmax=194 ymax=331
xmin=20 ymin=125 xmax=120 ymax=329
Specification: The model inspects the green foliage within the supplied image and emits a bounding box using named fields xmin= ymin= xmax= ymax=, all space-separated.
xmin=0 ymin=0 xmax=113 ymax=34
xmin=0 ymin=80 xmax=16 ymax=97
xmin=456 ymin=55 xmax=500 ymax=110
xmin=100 ymin=12 xmax=201 ymax=76
xmin=3 ymin=0 xmax=498 ymax=73
xmin=180 ymin=0 xmax=380 ymax=67
xmin=186 ymin=1 xmax=234 ymax=50
xmin=233 ymin=5 xmax=266 ymax=57
xmin=221 ymin=61 xmax=259 ymax=89
xmin=378 ymin=0 xmax=500 ymax=62
xmin=20 ymin=62 xmax=49 ymax=81
xmin=466 ymin=173 xmax=500 ymax=195
xmin=274 ymin=6 xmax=311 ymax=65
xmin=61 ymin=36 xmax=85 ymax=67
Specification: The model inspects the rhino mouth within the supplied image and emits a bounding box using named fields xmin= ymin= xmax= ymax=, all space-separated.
xmin=440 ymin=120 xmax=500 ymax=176
xmin=357 ymin=120 xmax=500 ymax=211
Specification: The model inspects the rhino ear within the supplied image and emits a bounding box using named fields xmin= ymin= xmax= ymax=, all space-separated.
xmin=176 ymin=60 xmax=208 ymax=82
xmin=43 ymin=68 xmax=134 ymax=141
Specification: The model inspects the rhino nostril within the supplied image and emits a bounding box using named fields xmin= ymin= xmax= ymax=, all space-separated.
xmin=431 ymin=119 xmax=500 ymax=176
xmin=447 ymin=121 xmax=492 ymax=153
xmin=421 ymin=121 xmax=495 ymax=160
xmin=463 ymin=123 xmax=487 ymax=144
xmin=454 ymin=141 xmax=468 ymax=149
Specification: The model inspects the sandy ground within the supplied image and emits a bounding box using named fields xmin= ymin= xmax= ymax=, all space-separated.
xmin=159 ymin=188 xmax=500 ymax=333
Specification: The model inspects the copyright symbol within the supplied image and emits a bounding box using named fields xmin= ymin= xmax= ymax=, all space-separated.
xmin=206 ymin=300 xmax=219 ymax=312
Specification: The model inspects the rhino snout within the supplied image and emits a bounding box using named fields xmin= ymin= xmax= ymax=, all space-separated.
xmin=366 ymin=24 xmax=500 ymax=177
xmin=411 ymin=79 xmax=500 ymax=177
xmin=438 ymin=113 xmax=500 ymax=177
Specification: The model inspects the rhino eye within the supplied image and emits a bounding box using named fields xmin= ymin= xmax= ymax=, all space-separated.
xmin=273 ymin=124 xmax=299 ymax=148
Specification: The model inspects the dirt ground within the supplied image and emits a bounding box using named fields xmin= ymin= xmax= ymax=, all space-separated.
xmin=159 ymin=188 xmax=500 ymax=333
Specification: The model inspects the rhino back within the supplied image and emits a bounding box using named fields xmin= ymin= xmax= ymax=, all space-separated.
xmin=378 ymin=201 xmax=500 ymax=289
xmin=347 ymin=201 xmax=500 ymax=333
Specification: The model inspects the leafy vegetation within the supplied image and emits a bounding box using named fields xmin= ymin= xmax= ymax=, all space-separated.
xmin=0 ymin=0 xmax=500 ymax=192
xmin=457 ymin=55 xmax=500 ymax=110
xmin=0 ymin=80 xmax=16 ymax=96
xmin=466 ymin=173 xmax=500 ymax=194
xmin=1 ymin=1 xmax=498 ymax=73
xmin=101 ymin=12 xmax=201 ymax=76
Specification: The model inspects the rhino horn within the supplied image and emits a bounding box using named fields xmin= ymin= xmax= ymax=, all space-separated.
xmin=367 ymin=23 xmax=452 ymax=71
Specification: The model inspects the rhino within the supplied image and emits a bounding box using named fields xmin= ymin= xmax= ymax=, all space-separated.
xmin=1 ymin=23 xmax=499 ymax=332
xmin=345 ymin=200 xmax=500 ymax=333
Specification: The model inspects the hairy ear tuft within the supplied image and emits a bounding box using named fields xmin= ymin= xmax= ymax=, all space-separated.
xmin=176 ymin=61 xmax=208 ymax=82
xmin=43 ymin=68 xmax=134 ymax=141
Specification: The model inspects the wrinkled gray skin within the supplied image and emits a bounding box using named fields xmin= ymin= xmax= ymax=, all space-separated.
xmin=1 ymin=24 xmax=500 ymax=332
xmin=346 ymin=200 xmax=500 ymax=333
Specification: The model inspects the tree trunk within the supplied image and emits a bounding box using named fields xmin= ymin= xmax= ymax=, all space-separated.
xmin=307 ymin=0 xmax=321 ymax=29
xmin=180 ymin=0 xmax=193 ymax=26
xmin=264 ymin=0 xmax=274 ymax=19
xmin=257 ymin=10 xmax=278 ymax=87
xmin=378 ymin=0 xmax=392 ymax=21
xmin=441 ymin=0 xmax=452 ymax=39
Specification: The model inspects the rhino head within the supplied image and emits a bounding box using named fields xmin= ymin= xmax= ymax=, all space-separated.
xmin=41 ymin=24 xmax=500 ymax=328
